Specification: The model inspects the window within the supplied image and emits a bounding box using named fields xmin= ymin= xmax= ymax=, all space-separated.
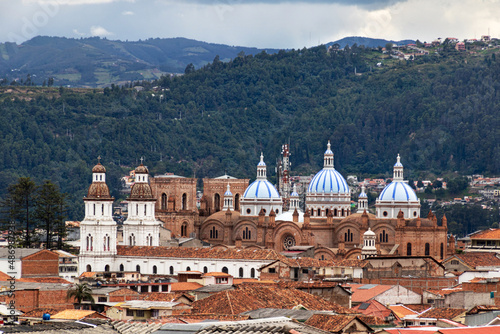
xmin=136 ymin=310 xmax=145 ymax=317
xmin=235 ymin=194 xmax=240 ymax=211
xmin=239 ymin=267 xmax=244 ymax=277
xmin=86 ymin=264 xmax=92 ymax=272
xmin=169 ymin=266 xmax=174 ymax=275
xmin=126 ymin=309 xmax=133 ymax=317
xmin=98 ymin=297 xmax=107 ymax=303
xmin=214 ymin=193 xmax=221 ymax=212
xmin=407 ymin=243 xmax=412 ymax=256
xmin=440 ymin=243 xmax=444 ymax=259
xmin=216 ymin=277 xmax=228 ymax=284
xmin=119 ymin=264 xmax=124 ymax=271
xmin=104 ymin=265 xmax=110 ymax=272
xmin=250 ymin=268 xmax=255 ymax=278
xmin=102 ymin=204 xmax=104 ymax=215
xmin=302 ymin=269 xmax=308 ymax=274
xmin=425 ymin=243 xmax=430 ymax=256
xmin=161 ymin=193 xmax=167 ymax=210
xmin=136 ymin=265 xmax=141 ymax=273
xmin=203 ymin=266 xmax=208 ymax=273
xmin=210 ymin=226 xmax=219 ymax=239
xmin=451 ymin=260 xmax=459 ymax=265
xmin=317 ymin=208 xmax=321 ymax=217
xmin=186 ymin=266 xmax=191 ymax=271
xmin=379 ymin=230 xmax=388 ymax=243
xmin=153 ymin=265 xmax=157 ymax=274
xmin=162 ymin=285 xmax=169 ymax=292
xmin=182 ymin=193 xmax=187 ymax=210
xmin=242 ymin=227 xmax=252 ymax=240
xmin=222 ymin=266 xmax=228 ymax=274
xmin=344 ymin=229 xmax=353 ymax=242
xmin=181 ymin=223 xmax=188 ymax=237
xmin=383 ymin=211 xmax=388 ymax=217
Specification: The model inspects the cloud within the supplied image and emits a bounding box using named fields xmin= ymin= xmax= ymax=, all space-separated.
xmin=90 ymin=25 xmax=113 ymax=37
xmin=122 ymin=11 xmax=134 ymax=15
xmin=73 ymin=28 xmax=86 ymax=36
xmin=22 ymin=0 xmax=134 ymax=5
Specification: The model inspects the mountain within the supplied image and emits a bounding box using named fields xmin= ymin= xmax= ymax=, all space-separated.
xmin=329 ymin=36 xmax=415 ymax=49
xmin=0 ymin=36 xmax=279 ymax=87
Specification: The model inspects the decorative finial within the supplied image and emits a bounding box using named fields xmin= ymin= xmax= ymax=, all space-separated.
xmin=327 ymin=140 xmax=331 ymax=151
xmin=140 ymin=156 xmax=144 ymax=165
xmin=227 ymin=183 xmax=231 ymax=192
xmin=260 ymin=152 xmax=264 ymax=163
xmin=97 ymin=156 xmax=101 ymax=164
xmin=397 ymin=154 xmax=400 ymax=164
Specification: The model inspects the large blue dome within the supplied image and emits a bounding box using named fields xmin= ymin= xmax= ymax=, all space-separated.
xmin=307 ymin=168 xmax=349 ymax=194
xmin=379 ymin=181 xmax=418 ymax=201
xmin=243 ymin=180 xmax=281 ymax=199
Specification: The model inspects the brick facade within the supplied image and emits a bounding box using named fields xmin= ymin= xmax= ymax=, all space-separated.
xmin=21 ymin=250 xmax=59 ymax=278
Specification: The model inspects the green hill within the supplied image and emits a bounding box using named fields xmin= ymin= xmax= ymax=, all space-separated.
xmin=0 ymin=43 xmax=499 ymax=221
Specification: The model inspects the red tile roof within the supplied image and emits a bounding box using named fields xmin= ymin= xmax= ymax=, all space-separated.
xmin=0 ymin=271 xmax=12 ymax=280
xmin=389 ymin=305 xmax=419 ymax=319
xmin=20 ymin=308 xmax=59 ymax=318
xmin=352 ymin=299 xmax=392 ymax=319
xmin=170 ymin=282 xmax=203 ymax=292
xmin=470 ymin=229 xmax=500 ymax=239
xmin=305 ymin=314 xmax=371 ymax=333
xmin=116 ymin=245 xmax=284 ymax=261
xmin=191 ymin=285 xmax=352 ymax=315
xmin=418 ymin=307 xmax=466 ymax=320
xmin=202 ymin=272 xmax=232 ymax=277
xmin=448 ymin=252 xmax=500 ymax=268
xmin=142 ymin=292 xmax=194 ymax=303
xmin=17 ymin=277 xmax=72 ymax=284
xmin=426 ymin=287 xmax=462 ymax=297
xmin=348 ymin=284 xmax=393 ymax=303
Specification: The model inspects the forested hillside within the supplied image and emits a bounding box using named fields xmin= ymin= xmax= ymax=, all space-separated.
xmin=0 ymin=44 xmax=499 ymax=220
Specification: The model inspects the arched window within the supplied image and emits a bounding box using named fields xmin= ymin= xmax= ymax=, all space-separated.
xmin=105 ymin=264 xmax=110 ymax=272
xmin=144 ymin=204 xmax=147 ymax=216
xmin=341 ymin=208 xmax=345 ymax=216
xmin=250 ymin=268 xmax=255 ymax=278
xmin=93 ymin=204 xmax=96 ymax=216
xmin=239 ymin=267 xmax=244 ymax=277
xmin=222 ymin=267 xmax=228 ymax=274
xmin=86 ymin=264 xmax=92 ymax=272
xmin=235 ymin=194 xmax=240 ymax=211
xmin=161 ymin=193 xmax=167 ymax=210
xmin=210 ymin=226 xmax=218 ymax=239
xmin=86 ymin=234 xmax=93 ymax=251
xmin=425 ymin=243 xmax=430 ymax=256
xmin=129 ymin=233 xmax=136 ymax=246
xmin=102 ymin=204 xmax=104 ymax=215
xmin=153 ymin=265 xmax=157 ymax=274
xmin=407 ymin=243 xmax=412 ymax=256
xmin=203 ymin=266 xmax=208 ymax=273
xmin=136 ymin=204 xmax=138 ymax=216
xmin=379 ymin=230 xmax=388 ymax=243
xmin=317 ymin=208 xmax=321 ymax=217
xmin=146 ymin=234 xmax=153 ymax=246
xmin=169 ymin=266 xmax=174 ymax=275
xmin=119 ymin=264 xmax=124 ymax=271
xmin=136 ymin=265 xmax=141 ymax=273
xmin=242 ymin=227 xmax=251 ymax=240
xmin=326 ymin=209 xmax=330 ymax=216
xmin=182 ymin=193 xmax=187 ymax=210
xmin=344 ymin=229 xmax=353 ymax=242
xmin=186 ymin=266 xmax=191 ymax=271
xmin=440 ymin=243 xmax=444 ymax=260
xmin=181 ymin=223 xmax=188 ymax=237
xmin=334 ymin=208 xmax=338 ymax=217
xmin=214 ymin=193 xmax=221 ymax=212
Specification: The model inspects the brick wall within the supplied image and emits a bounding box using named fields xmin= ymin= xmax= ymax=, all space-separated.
xmin=0 ymin=289 xmax=72 ymax=312
xmin=21 ymin=250 xmax=59 ymax=278
xmin=358 ymin=277 xmax=458 ymax=294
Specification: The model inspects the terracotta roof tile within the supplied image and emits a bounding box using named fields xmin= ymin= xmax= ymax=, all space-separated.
xmin=116 ymin=245 xmax=284 ymax=261
xmin=426 ymin=287 xmax=462 ymax=297
xmin=0 ymin=271 xmax=12 ymax=280
xmin=348 ymin=284 xmax=393 ymax=303
xmin=51 ymin=309 xmax=97 ymax=320
xmin=21 ymin=308 xmax=59 ymax=318
xmin=142 ymin=292 xmax=194 ymax=303
xmin=305 ymin=314 xmax=369 ymax=332
xmin=418 ymin=307 xmax=466 ymax=320
xmin=403 ymin=304 xmax=432 ymax=313
xmin=388 ymin=305 xmax=419 ymax=319
xmin=17 ymin=277 xmax=72 ymax=284
xmin=191 ymin=285 xmax=352 ymax=315
xmin=471 ymin=229 xmax=500 ymax=239
xmin=202 ymin=272 xmax=232 ymax=277
xmin=356 ymin=314 xmax=389 ymax=325
xmin=352 ymin=299 xmax=392 ymax=319
xmin=448 ymin=252 xmax=500 ymax=268
xmin=334 ymin=259 xmax=369 ymax=268
xmin=79 ymin=272 xmax=96 ymax=278
xmin=170 ymin=282 xmax=203 ymax=292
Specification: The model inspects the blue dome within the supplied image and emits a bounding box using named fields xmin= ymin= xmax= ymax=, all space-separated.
xmin=307 ymin=168 xmax=349 ymax=194
xmin=291 ymin=190 xmax=299 ymax=197
xmin=224 ymin=189 xmax=233 ymax=196
xmin=243 ymin=180 xmax=281 ymax=199
xmin=379 ymin=181 xmax=418 ymax=201
xmin=394 ymin=161 xmax=403 ymax=167
xmin=359 ymin=191 xmax=367 ymax=198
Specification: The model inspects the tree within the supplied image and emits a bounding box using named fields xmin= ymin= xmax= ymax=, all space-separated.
xmin=385 ymin=43 xmax=393 ymax=52
xmin=48 ymin=77 xmax=54 ymax=87
xmin=1 ymin=178 xmax=37 ymax=247
xmin=184 ymin=63 xmax=195 ymax=74
xmin=35 ymin=181 xmax=66 ymax=249
xmin=66 ymin=283 xmax=95 ymax=309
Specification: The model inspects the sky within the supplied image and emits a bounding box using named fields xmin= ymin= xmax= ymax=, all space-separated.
xmin=0 ymin=0 xmax=499 ymax=49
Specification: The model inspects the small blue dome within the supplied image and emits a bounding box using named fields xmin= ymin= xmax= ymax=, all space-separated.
xmin=307 ymin=168 xmax=349 ymax=194
xmin=243 ymin=180 xmax=281 ymax=199
xmin=359 ymin=191 xmax=367 ymax=198
xmin=224 ymin=189 xmax=233 ymax=196
xmin=291 ymin=190 xmax=299 ymax=197
xmin=394 ymin=161 xmax=403 ymax=167
xmin=379 ymin=181 xmax=418 ymax=201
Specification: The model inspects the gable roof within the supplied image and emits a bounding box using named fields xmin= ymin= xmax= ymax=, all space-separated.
xmin=444 ymin=252 xmax=500 ymax=269
xmin=348 ymin=284 xmax=394 ymax=303
xmin=51 ymin=309 xmax=98 ymax=320
xmin=388 ymin=305 xmax=419 ymax=319
xmin=352 ymin=299 xmax=392 ymax=319
xmin=470 ymin=229 xmax=500 ymax=239
xmin=418 ymin=308 xmax=466 ymax=320
xmin=191 ymin=285 xmax=352 ymax=315
xmin=170 ymin=282 xmax=203 ymax=292
xmin=116 ymin=245 xmax=283 ymax=261
xmin=305 ymin=314 xmax=373 ymax=333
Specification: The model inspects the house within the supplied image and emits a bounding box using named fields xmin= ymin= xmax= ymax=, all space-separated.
xmin=465 ymin=229 xmax=500 ymax=252
xmin=108 ymin=300 xmax=190 ymax=320
xmin=0 ymin=248 xmax=59 ymax=279
xmin=379 ymin=326 xmax=500 ymax=333
xmin=352 ymin=299 xmax=394 ymax=321
xmin=388 ymin=304 xmax=420 ymax=322
xmin=280 ymin=281 xmax=352 ymax=308
xmin=52 ymin=250 xmax=79 ymax=282
xmin=330 ymin=259 xmax=367 ymax=280
xmin=403 ymin=308 xmax=467 ymax=326
xmin=305 ymin=314 xmax=373 ymax=334
xmin=363 ymin=256 xmax=445 ymax=279
xmin=442 ymin=252 xmax=500 ymax=274
xmin=348 ymin=283 xmax=422 ymax=306
xmin=259 ymin=257 xmax=332 ymax=281
xmin=0 ymin=281 xmax=73 ymax=312
xmin=202 ymin=272 xmax=233 ymax=285
xmin=51 ymin=309 xmax=108 ymax=321
xmin=191 ymin=285 xmax=351 ymax=315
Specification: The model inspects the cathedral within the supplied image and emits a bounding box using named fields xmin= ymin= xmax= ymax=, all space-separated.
xmin=79 ymin=142 xmax=452 ymax=274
